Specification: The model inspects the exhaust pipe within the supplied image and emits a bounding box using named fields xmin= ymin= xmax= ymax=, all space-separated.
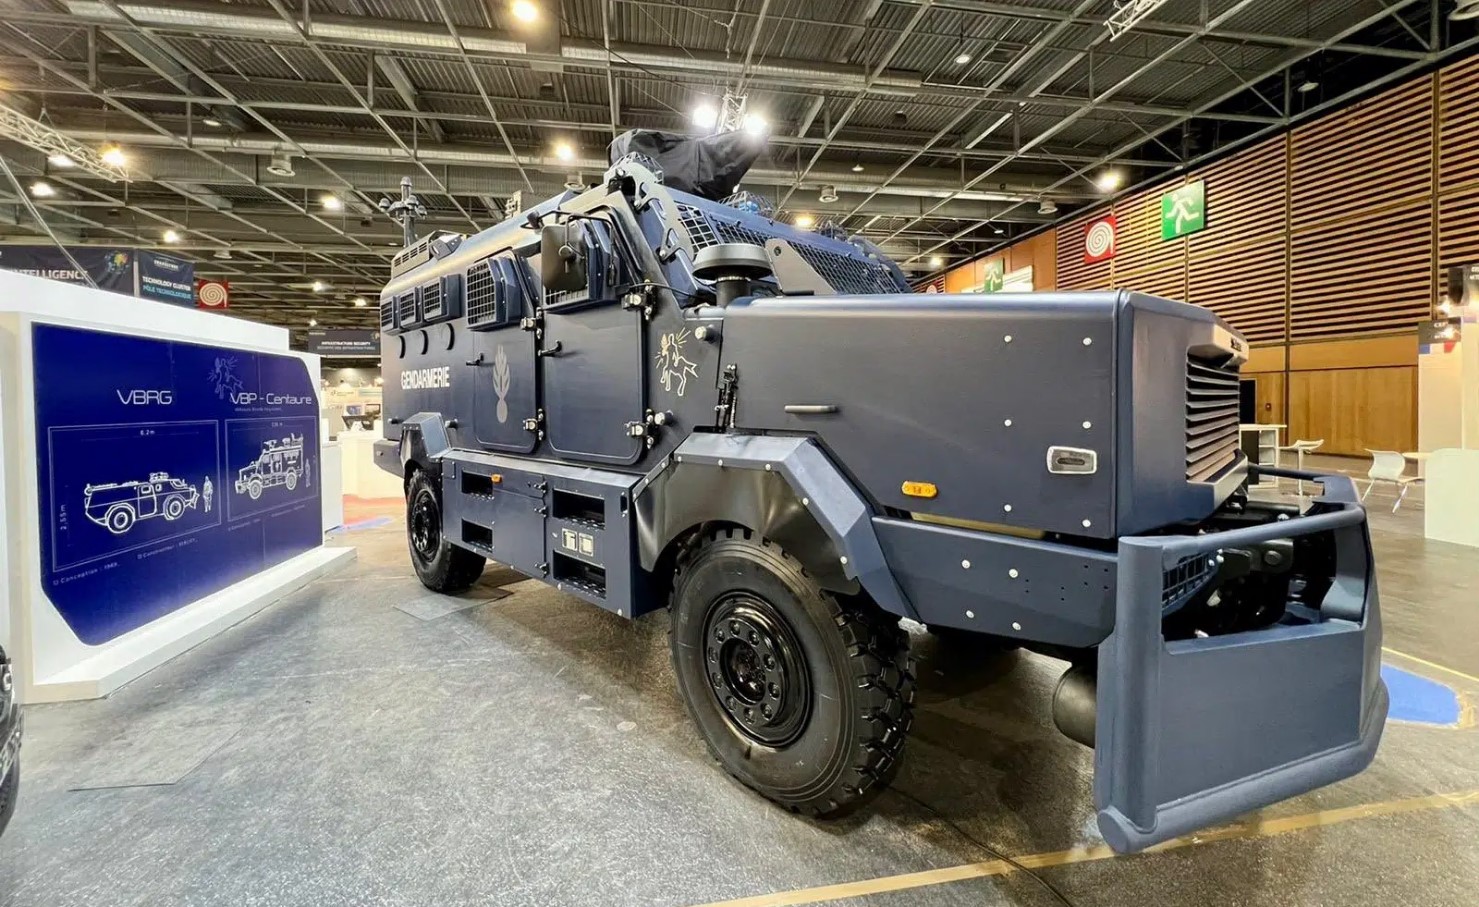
xmin=1052 ymin=664 xmax=1097 ymax=748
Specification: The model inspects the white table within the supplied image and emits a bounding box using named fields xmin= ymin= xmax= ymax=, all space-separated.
xmin=1239 ymin=423 xmax=1284 ymax=489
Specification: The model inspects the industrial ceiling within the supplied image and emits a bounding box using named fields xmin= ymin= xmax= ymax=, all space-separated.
xmin=0 ymin=0 xmax=1473 ymax=329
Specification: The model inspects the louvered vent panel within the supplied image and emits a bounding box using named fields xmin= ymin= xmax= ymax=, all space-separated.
xmin=1185 ymin=354 xmax=1241 ymax=483
xmin=1290 ymin=77 xmax=1433 ymax=232
xmin=1187 ymin=239 xmax=1286 ymax=343
xmin=1439 ymin=53 xmax=1479 ymax=189
xmin=1439 ymin=180 xmax=1479 ymax=268
xmin=1290 ymin=202 xmax=1432 ymax=340
xmin=1189 ymin=135 xmax=1288 ymax=261
xmin=1113 ymin=184 xmax=1186 ymax=278
xmin=1055 ymin=211 xmax=1113 ymax=290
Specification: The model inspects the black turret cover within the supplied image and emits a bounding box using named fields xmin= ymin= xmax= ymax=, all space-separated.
xmin=607 ymin=130 xmax=763 ymax=201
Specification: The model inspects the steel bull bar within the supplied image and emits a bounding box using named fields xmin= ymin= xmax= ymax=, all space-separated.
xmin=1093 ymin=465 xmax=1388 ymax=853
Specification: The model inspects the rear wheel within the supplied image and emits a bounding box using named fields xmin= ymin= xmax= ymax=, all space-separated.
xmin=670 ymin=528 xmax=915 ymax=817
xmin=105 ymin=505 xmax=136 ymax=535
xmin=286 ymin=470 xmax=299 ymax=491
xmin=406 ymin=469 xmax=485 ymax=593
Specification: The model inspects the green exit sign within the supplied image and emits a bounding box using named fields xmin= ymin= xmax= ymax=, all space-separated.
xmin=982 ymin=259 xmax=1004 ymax=293
xmin=1161 ymin=180 xmax=1206 ymax=240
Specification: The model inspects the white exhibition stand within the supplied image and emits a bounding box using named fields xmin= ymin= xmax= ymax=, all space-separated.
xmin=321 ymin=440 xmax=345 ymax=531
xmin=1425 ymin=449 xmax=1479 ymax=547
xmin=0 ymin=272 xmax=356 ymax=703
xmin=338 ymin=429 xmax=403 ymax=498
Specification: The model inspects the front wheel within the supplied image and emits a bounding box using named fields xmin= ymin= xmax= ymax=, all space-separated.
xmin=105 ymin=505 xmax=136 ymax=535
xmin=247 ymin=479 xmax=263 ymax=500
xmin=406 ymin=469 xmax=485 ymax=593
xmin=163 ymin=497 xmax=185 ymax=521
xmin=670 ymin=528 xmax=915 ymax=817
xmin=0 ymin=760 xmax=16 ymax=836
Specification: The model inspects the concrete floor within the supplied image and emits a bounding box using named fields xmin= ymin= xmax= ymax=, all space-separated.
xmin=3 ymin=483 xmax=1478 ymax=907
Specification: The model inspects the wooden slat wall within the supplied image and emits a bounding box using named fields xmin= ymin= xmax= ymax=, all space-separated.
xmin=1112 ymin=183 xmax=1188 ymax=298
xmin=1288 ymin=366 xmax=1416 ymax=454
xmin=1439 ymin=54 xmax=1479 ymax=267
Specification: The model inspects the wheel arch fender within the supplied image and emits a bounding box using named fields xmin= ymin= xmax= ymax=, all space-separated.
xmin=635 ymin=435 xmax=917 ymax=620
xmin=397 ymin=413 xmax=453 ymax=490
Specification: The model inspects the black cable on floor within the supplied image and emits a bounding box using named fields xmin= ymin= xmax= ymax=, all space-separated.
xmin=889 ymin=786 xmax=1080 ymax=907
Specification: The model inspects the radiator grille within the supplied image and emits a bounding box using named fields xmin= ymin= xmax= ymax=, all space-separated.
xmin=1185 ymin=354 xmax=1241 ymax=482
xmin=420 ymin=280 xmax=443 ymax=319
xmin=1162 ymin=554 xmax=1216 ymax=611
xmin=379 ymin=295 xmax=396 ymax=330
xmin=466 ymin=258 xmax=498 ymax=327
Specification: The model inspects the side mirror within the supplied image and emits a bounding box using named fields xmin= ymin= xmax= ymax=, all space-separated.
xmin=540 ymin=222 xmax=588 ymax=292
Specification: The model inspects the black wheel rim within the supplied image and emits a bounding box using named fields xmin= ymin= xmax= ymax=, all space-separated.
xmin=702 ymin=593 xmax=811 ymax=747
xmin=409 ymin=488 xmax=441 ymax=564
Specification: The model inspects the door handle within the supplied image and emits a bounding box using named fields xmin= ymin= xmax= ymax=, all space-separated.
xmin=537 ymin=341 xmax=564 ymax=358
xmin=465 ymin=353 xmax=485 ymax=366
xmin=784 ymin=404 xmax=839 ymax=415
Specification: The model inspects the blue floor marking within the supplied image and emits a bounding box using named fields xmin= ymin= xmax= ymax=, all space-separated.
xmin=1382 ymin=663 xmax=1462 ymax=726
xmin=326 ymin=515 xmax=394 ymax=534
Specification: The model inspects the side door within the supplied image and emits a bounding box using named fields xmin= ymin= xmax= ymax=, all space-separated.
xmin=469 ymin=253 xmax=540 ymax=453
xmin=539 ymin=215 xmax=646 ymax=466
xmin=139 ymin=483 xmax=160 ymax=518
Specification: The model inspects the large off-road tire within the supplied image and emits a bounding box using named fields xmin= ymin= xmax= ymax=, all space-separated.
xmin=670 ymin=528 xmax=915 ymax=818
xmin=163 ymin=496 xmax=185 ymax=521
xmin=285 ymin=470 xmax=299 ymax=491
xmin=247 ymin=479 xmax=263 ymax=501
xmin=0 ymin=760 xmax=17 ymax=836
xmin=105 ymin=505 xmax=136 ymax=535
xmin=406 ymin=469 xmax=485 ymax=593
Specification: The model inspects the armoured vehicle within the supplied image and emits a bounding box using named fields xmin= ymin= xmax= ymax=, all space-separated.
xmin=83 ymin=472 xmax=200 ymax=535
xmin=0 ymin=644 xmax=18 ymax=839
xmin=236 ymin=436 xmax=305 ymax=500
xmin=375 ymin=133 xmax=1386 ymax=853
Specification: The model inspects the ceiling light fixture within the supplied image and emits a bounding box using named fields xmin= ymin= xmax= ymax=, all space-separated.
xmin=322 ymin=194 xmax=343 ymax=211
xmin=30 ymin=180 xmax=55 ymax=198
xmin=162 ymin=228 xmax=181 ymax=243
xmin=48 ymin=153 xmax=74 ymax=168
xmin=1297 ymin=80 xmax=1319 ymax=93
xmin=353 ymin=296 xmax=368 ymax=307
xmin=692 ymin=102 xmax=719 ymax=130
xmin=1095 ymin=169 xmax=1124 ymax=192
xmin=308 ymin=317 xmax=318 ymax=327
xmin=741 ymin=112 xmax=768 ymax=136
xmin=100 ymin=144 xmax=127 ymax=167
xmin=954 ymin=52 xmax=972 ymax=65
xmin=992 ymin=226 xmax=1005 ymax=235
xmin=553 ymin=141 xmax=575 ymax=162
xmin=312 ymin=280 xmax=328 ymax=293
xmin=929 ymin=254 xmax=945 ymax=268
xmin=851 ymin=162 xmax=865 ymax=173
xmin=511 ymin=0 xmax=538 ymax=23
xmin=203 ymin=117 xmax=222 ymax=128
xmin=1038 ymin=199 xmax=1058 ymax=215
xmin=819 ymin=185 xmax=838 ymax=203
xmin=794 ymin=214 xmax=815 ymax=229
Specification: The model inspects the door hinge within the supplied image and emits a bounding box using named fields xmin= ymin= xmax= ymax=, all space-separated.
xmin=523 ymin=409 xmax=545 ymax=440
xmin=715 ymin=364 xmax=739 ymax=429
xmin=621 ymin=284 xmax=655 ymax=320
xmin=520 ymin=312 xmax=543 ymax=332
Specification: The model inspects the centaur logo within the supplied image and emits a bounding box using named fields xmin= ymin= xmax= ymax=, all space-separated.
xmin=401 ymin=366 xmax=452 ymax=390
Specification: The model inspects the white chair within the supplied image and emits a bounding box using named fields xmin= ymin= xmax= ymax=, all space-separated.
xmin=1363 ymin=449 xmax=1422 ymax=512
xmin=1279 ymin=439 xmax=1324 ymax=495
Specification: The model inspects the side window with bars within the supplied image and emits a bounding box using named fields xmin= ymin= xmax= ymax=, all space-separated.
xmin=467 ymin=253 xmax=535 ymax=330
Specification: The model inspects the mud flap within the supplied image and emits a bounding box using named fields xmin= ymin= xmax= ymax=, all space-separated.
xmin=1094 ymin=471 xmax=1388 ymax=853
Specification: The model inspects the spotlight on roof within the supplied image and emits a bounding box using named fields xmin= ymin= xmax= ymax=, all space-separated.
xmin=954 ymin=52 xmax=972 ymax=65
xmin=794 ymin=213 xmax=815 ymax=229
xmin=308 ymin=317 xmax=318 ymax=327
xmin=162 ymin=228 xmax=181 ymax=243
xmin=203 ymin=116 xmax=222 ymax=128
xmin=929 ymin=254 xmax=945 ymax=268
xmin=851 ymin=162 xmax=865 ymax=173
xmin=322 ymin=194 xmax=343 ymax=211
xmin=1095 ymin=169 xmax=1124 ymax=192
xmin=1038 ymin=199 xmax=1058 ymax=215
xmin=1297 ymin=80 xmax=1319 ymax=93
xmin=266 ymin=152 xmax=295 ymax=176
xmin=692 ymin=102 xmax=719 ymax=131
xmin=819 ymin=185 xmax=838 ymax=203
xmin=213 ymin=248 xmax=234 ymax=260
xmin=353 ymin=296 xmax=368 ymax=307
xmin=553 ymin=141 xmax=575 ymax=162
xmin=100 ymin=144 xmax=127 ymax=167
xmin=742 ymin=113 xmax=768 ymax=136
xmin=30 ymin=180 xmax=55 ymax=198
xmin=312 ymin=280 xmax=328 ymax=293
xmin=48 ymin=153 xmax=74 ymax=168
xmin=511 ymin=0 xmax=538 ymax=23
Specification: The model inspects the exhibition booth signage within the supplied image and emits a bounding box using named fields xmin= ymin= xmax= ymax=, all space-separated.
xmin=0 ymin=245 xmax=195 ymax=306
xmin=33 ymin=324 xmax=323 ymax=644
xmin=305 ymin=329 xmax=381 ymax=357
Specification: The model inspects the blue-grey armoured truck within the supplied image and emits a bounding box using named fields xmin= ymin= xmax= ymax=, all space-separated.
xmin=375 ymin=132 xmax=1387 ymax=853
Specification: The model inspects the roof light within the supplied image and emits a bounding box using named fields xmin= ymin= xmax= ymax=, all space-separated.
xmin=929 ymin=255 xmax=945 ymax=268
xmin=322 ymin=194 xmax=343 ymax=211
xmin=742 ymin=113 xmax=768 ymax=137
xmin=48 ymin=153 xmax=74 ymax=168
xmin=794 ymin=214 xmax=815 ymax=229
xmin=30 ymin=181 xmax=55 ymax=198
xmin=1095 ymin=169 xmax=1124 ymax=192
xmin=692 ymin=102 xmax=719 ymax=131
xmin=511 ymin=0 xmax=538 ymax=23
xmin=553 ymin=141 xmax=575 ymax=162
xmin=203 ymin=117 xmax=222 ymax=128
xmin=353 ymin=297 xmax=368 ymax=307
xmin=851 ymin=162 xmax=865 ymax=173
xmin=312 ymin=280 xmax=328 ymax=293
xmin=308 ymin=317 xmax=318 ymax=327
xmin=162 ymin=228 xmax=181 ymax=243
xmin=954 ymin=52 xmax=972 ymax=65
xmin=1297 ymin=80 xmax=1319 ymax=93
xmin=100 ymin=144 xmax=127 ymax=167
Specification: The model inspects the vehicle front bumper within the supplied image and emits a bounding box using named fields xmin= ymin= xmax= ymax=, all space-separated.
xmin=1093 ymin=467 xmax=1386 ymax=852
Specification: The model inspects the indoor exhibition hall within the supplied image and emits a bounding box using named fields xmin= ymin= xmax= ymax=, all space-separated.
xmin=0 ymin=1 xmax=1477 ymax=905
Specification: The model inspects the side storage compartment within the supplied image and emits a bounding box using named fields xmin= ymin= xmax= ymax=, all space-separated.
xmin=442 ymin=459 xmax=548 ymax=579
xmin=544 ymin=470 xmax=648 ymax=618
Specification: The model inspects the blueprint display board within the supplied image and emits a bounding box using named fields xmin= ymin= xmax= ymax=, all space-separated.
xmin=33 ymin=324 xmax=322 ymax=646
